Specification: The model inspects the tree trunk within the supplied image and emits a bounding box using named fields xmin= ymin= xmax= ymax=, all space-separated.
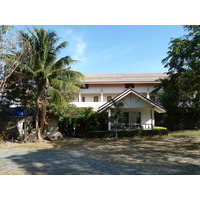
xmin=115 ymin=123 xmax=118 ymax=139
xmin=24 ymin=116 xmax=28 ymax=142
xmin=23 ymin=99 xmax=28 ymax=142
xmin=35 ymin=92 xmax=43 ymax=141
xmin=40 ymin=97 xmax=47 ymax=136
xmin=115 ymin=129 xmax=118 ymax=139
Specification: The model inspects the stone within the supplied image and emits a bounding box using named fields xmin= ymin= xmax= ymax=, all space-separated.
xmin=44 ymin=131 xmax=63 ymax=141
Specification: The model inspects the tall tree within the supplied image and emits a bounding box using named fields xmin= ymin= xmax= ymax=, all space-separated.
xmin=154 ymin=25 xmax=200 ymax=130
xmin=4 ymin=71 xmax=35 ymax=141
xmin=0 ymin=25 xmax=29 ymax=93
xmin=20 ymin=28 xmax=83 ymax=140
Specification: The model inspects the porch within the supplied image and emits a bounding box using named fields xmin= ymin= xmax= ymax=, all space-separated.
xmin=109 ymin=108 xmax=155 ymax=130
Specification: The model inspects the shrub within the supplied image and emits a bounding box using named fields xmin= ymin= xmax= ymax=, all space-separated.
xmin=87 ymin=129 xmax=168 ymax=139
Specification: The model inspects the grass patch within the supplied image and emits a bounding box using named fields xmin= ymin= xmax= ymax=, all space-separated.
xmin=169 ymin=130 xmax=200 ymax=138
xmin=0 ymin=140 xmax=54 ymax=151
xmin=0 ymin=139 xmax=85 ymax=151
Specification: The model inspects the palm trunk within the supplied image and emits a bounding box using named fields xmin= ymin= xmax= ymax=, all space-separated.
xmin=35 ymin=92 xmax=43 ymax=141
xmin=40 ymin=97 xmax=46 ymax=136
xmin=23 ymin=98 xmax=28 ymax=142
xmin=23 ymin=105 xmax=27 ymax=142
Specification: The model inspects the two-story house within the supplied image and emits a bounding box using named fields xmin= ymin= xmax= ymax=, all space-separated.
xmin=72 ymin=73 xmax=167 ymax=130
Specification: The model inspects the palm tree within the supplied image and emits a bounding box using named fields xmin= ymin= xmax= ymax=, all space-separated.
xmin=20 ymin=28 xmax=83 ymax=140
xmin=107 ymin=99 xmax=124 ymax=139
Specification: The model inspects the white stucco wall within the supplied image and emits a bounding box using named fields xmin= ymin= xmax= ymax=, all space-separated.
xmin=120 ymin=93 xmax=153 ymax=109
xmin=78 ymin=83 xmax=159 ymax=95
xmin=73 ymin=83 xmax=163 ymax=105
xmin=17 ymin=119 xmax=24 ymax=135
xmin=141 ymin=109 xmax=151 ymax=124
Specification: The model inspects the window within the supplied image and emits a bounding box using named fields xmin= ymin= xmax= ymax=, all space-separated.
xmin=81 ymin=84 xmax=89 ymax=89
xmin=125 ymin=83 xmax=135 ymax=88
xmin=94 ymin=96 xmax=99 ymax=102
xmin=82 ymin=97 xmax=85 ymax=102
xmin=107 ymin=96 xmax=112 ymax=102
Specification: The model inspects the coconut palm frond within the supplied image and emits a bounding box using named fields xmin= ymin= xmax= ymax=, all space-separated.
xmin=52 ymin=56 xmax=79 ymax=71
xmin=47 ymin=85 xmax=67 ymax=106
xmin=53 ymin=42 xmax=68 ymax=54
xmin=48 ymin=68 xmax=84 ymax=87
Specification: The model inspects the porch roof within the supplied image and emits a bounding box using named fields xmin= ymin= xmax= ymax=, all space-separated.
xmin=98 ymin=88 xmax=166 ymax=113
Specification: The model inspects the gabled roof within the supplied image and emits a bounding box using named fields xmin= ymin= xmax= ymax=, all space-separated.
xmin=83 ymin=73 xmax=168 ymax=84
xmin=98 ymin=88 xmax=166 ymax=113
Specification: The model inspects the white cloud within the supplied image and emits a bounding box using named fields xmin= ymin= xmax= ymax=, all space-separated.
xmin=60 ymin=28 xmax=87 ymax=70
xmin=66 ymin=33 xmax=87 ymax=61
xmin=64 ymin=29 xmax=73 ymax=36
xmin=73 ymin=40 xmax=86 ymax=59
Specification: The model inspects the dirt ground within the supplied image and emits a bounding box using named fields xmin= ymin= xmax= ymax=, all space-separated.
xmin=0 ymin=136 xmax=200 ymax=175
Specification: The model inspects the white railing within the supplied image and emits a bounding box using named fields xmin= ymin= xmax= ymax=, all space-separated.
xmin=111 ymin=123 xmax=153 ymax=130
xmin=71 ymin=102 xmax=105 ymax=108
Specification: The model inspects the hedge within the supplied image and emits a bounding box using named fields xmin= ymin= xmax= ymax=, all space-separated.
xmin=87 ymin=129 xmax=168 ymax=138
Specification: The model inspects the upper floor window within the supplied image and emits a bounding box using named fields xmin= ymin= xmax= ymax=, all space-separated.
xmin=125 ymin=83 xmax=135 ymax=88
xmin=94 ymin=96 xmax=99 ymax=102
xmin=81 ymin=84 xmax=89 ymax=89
xmin=107 ymin=96 xmax=112 ymax=102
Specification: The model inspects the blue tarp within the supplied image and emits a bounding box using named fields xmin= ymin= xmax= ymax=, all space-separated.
xmin=15 ymin=107 xmax=25 ymax=116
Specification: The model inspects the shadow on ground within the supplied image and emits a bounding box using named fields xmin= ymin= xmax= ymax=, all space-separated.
xmin=5 ymin=137 xmax=200 ymax=175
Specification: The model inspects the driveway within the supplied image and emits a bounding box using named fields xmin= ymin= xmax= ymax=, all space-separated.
xmin=0 ymin=137 xmax=200 ymax=175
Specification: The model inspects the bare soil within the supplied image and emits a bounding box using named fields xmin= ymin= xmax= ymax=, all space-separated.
xmin=0 ymin=137 xmax=200 ymax=175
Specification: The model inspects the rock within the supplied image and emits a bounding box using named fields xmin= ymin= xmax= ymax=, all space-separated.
xmin=26 ymin=134 xmax=37 ymax=143
xmin=44 ymin=131 xmax=63 ymax=141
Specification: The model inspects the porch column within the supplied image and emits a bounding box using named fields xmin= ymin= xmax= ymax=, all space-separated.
xmin=147 ymin=91 xmax=150 ymax=99
xmin=101 ymin=92 xmax=103 ymax=102
xmin=108 ymin=109 xmax=111 ymax=130
xmin=78 ymin=93 xmax=81 ymax=102
xmin=151 ymin=108 xmax=155 ymax=129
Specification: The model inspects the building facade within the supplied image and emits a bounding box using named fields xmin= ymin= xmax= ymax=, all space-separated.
xmin=72 ymin=73 xmax=167 ymax=130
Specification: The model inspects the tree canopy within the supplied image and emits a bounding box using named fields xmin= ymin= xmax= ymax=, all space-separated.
xmin=154 ymin=25 xmax=200 ymax=130
xmin=2 ymin=27 xmax=84 ymax=141
xmin=0 ymin=26 xmax=29 ymax=93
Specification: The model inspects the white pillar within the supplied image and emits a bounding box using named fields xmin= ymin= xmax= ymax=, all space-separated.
xmin=151 ymin=108 xmax=155 ymax=129
xmin=78 ymin=93 xmax=81 ymax=102
xmin=108 ymin=109 xmax=111 ymax=130
xmin=147 ymin=91 xmax=150 ymax=99
xmin=101 ymin=92 xmax=103 ymax=102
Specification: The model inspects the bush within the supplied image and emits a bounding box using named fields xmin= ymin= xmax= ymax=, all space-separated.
xmin=87 ymin=129 xmax=168 ymax=138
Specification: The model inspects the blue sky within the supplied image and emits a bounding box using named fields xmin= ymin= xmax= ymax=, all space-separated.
xmin=24 ymin=25 xmax=186 ymax=74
